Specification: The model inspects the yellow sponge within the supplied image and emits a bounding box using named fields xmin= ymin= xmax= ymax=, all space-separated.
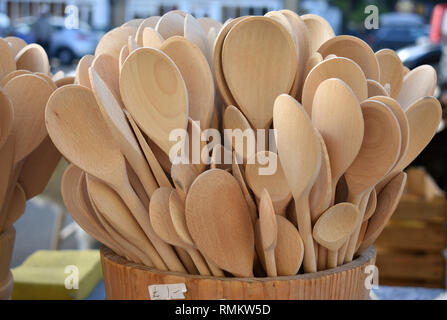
xmin=11 ymin=250 xmax=102 ymax=300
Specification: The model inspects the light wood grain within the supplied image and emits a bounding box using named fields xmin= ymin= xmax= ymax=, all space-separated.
xmin=15 ymin=44 xmax=50 ymax=74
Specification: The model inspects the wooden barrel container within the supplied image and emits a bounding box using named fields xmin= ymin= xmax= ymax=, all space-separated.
xmin=0 ymin=227 xmax=16 ymax=300
xmin=101 ymin=246 xmax=376 ymax=300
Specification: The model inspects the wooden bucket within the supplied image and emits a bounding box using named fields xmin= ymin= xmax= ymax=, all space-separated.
xmin=101 ymin=246 xmax=376 ymax=300
xmin=0 ymin=226 xmax=16 ymax=300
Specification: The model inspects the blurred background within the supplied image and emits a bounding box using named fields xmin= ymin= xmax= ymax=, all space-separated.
xmin=3 ymin=0 xmax=447 ymax=299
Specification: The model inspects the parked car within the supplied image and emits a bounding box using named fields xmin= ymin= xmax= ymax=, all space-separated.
xmin=11 ymin=16 xmax=101 ymax=65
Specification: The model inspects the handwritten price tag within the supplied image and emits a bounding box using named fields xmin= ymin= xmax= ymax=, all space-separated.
xmin=148 ymin=283 xmax=187 ymax=300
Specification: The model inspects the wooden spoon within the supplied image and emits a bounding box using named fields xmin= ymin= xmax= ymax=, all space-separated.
xmin=34 ymin=72 xmax=57 ymax=91
xmin=273 ymin=94 xmax=321 ymax=273
xmin=45 ymin=85 xmax=183 ymax=272
xmin=135 ymin=16 xmax=161 ymax=46
xmin=0 ymin=135 xmax=14 ymax=214
xmin=343 ymin=99 xmax=401 ymax=263
xmin=198 ymin=17 xmax=222 ymax=34
xmin=301 ymin=14 xmax=335 ymax=54
xmin=0 ymin=88 xmax=13 ymax=149
xmin=0 ymin=70 xmax=31 ymax=87
xmin=15 ymin=44 xmax=50 ymax=74
xmin=4 ymin=36 xmax=27 ymax=57
xmin=55 ymin=76 xmax=74 ymax=88
xmin=75 ymin=54 xmax=94 ymax=88
xmin=397 ymin=65 xmax=437 ymax=110
xmin=4 ymin=74 xmax=54 ymax=165
xmin=302 ymin=57 xmax=368 ymax=116
xmin=311 ymin=78 xmax=364 ymax=205
xmin=150 ymin=187 xmax=210 ymax=275
xmin=210 ymin=144 xmax=232 ymax=171
xmin=222 ymin=16 xmax=297 ymax=131
xmin=185 ymin=169 xmax=255 ymax=277
xmin=155 ymin=11 xmax=185 ymax=39
xmin=254 ymin=190 xmax=278 ymax=277
xmin=318 ymin=35 xmax=380 ymax=81
xmin=303 ymin=52 xmax=323 ymax=82
xmin=357 ymin=172 xmax=407 ymax=254
xmin=0 ymin=38 xmax=16 ymax=80
xmin=363 ymin=188 xmax=378 ymax=222
xmin=120 ymin=47 xmax=188 ymax=156
xmin=313 ymin=203 xmax=361 ymax=269
xmin=184 ymin=14 xmax=212 ymax=66
xmin=91 ymin=53 xmax=123 ymax=108
xmin=245 ymin=151 xmax=292 ymax=216
xmin=1 ymin=183 xmax=26 ymax=231
xmin=160 ymin=36 xmax=214 ymax=130
xmin=375 ymin=49 xmax=404 ymax=98
xmin=171 ymin=163 xmax=199 ymax=202
xmin=119 ymin=45 xmax=129 ymax=72
xmin=275 ymin=215 xmax=304 ymax=276
xmin=142 ymin=27 xmax=164 ymax=48
xmin=95 ymin=26 xmax=136 ymax=62
xmin=89 ymin=68 xmax=158 ymax=198
xmin=367 ymin=79 xmax=388 ymax=97
xmin=122 ymin=19 xmax=143 ymax=28
xmin=128 ymin=35 xmax=138 ymax=52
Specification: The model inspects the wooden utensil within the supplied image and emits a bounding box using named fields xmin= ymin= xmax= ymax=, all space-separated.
xmin=185 ymin=169 xmax=255 ymax=277
xmin=303 ymin=52 xmax=323 ymax=82
xmin=318 ymin=35 xmax=380 ymax=81
xmin=212 ymin=17 xmax=243 ymax=108
xmin=4 ymin=74 xmax=54 ymax=165
xmin=142 ymin=27 xmax=164 ymax=48
xmin=222 ymin=16 xmax=297 ymax=131
xmin=75 ymin=54 xmax=94 ymax=88
xmin=89 ymin=68 xmax=158 ymax=198
xmin=311 ymin=78 xmax=364 ymax=205
xmin=18 ymin=137 xmax=61 ymax=199
xmin=301 ymin=14 xmax=335 ymax=54
xmin=155 ymin=11 xmax=185 ymax=39
xmin=0 ymin=70 xmax=32 ymax=87
xmin=34 ymin=72 xmax=57 ymax=91
xmin=128 ymin=35 xmax=139 ymax=52
xmin=160 ymin=36 xmax=214 ymax=130
xmin=119 ymin=45 xmax=129 ymax=72
xmin=1 ymin=184 xmax=26 ymax=232
xmin=95 ymin=26 xmax=136 ymax=62
xmin=15 ymin=44 xmax=50 ymax=74
xmin=0 ymin=88 xmax=13 ymax=149
xmin=55 ymin=76 xmax=74 ymax=88
xmin=313 ymin=203 xmax=361 ymax=269
xmin=210 ymin=144 xmax=232 ymax=171
xmin=91 ymin=53 xmax=123 ymax=108
xmin=122 ymin=19 xmax=143 ymax=28
xmin=231 ymin=152 xmax=258 ymax=225
xmin=184 ymin=14 xmax=212 ymax=66
xmin=357 ymin=172 xmax=407 ymax=253
xmin=0 ymin=135 xmax=14 ymax=211
xmin=245 ymin=151 xmax=292 ymax=216
xmin=171 ymin=163 xmax=199 ymax=202
xmin=198 ymin=17 xmax=222 ymax=34
xmin=375 ymin=49 xmax=404 ymax=98
xmin=4 ymin=36 xmax=27 ymax=57
xmin=273 ymin=94 xmax=321 ymax=273
xmin=45 ymin=85 xmax=183 ymax=272
xmin=367 ymin=79 xmax=388 ymax=97
xmin=397 ymin=65 xmax=437 ymax=110
xmin=119 ymin=47 xmax=188 ymax=156
xmin=275 ymin=215 xmax=304 ymax=276
xmin=302 ymin=57 xmax=368 ymax=116
xmin=363 ymin=189 xmax=377 ymax=221
xmin=0 ymin=38 xmax=16 ymax=80
xmin=255 ymin=190 xmax=278 ymax=277
xmin=343 ymin=100 xmax=401 ymax=263
xmin=135 ymin=16 xmax=161 ymax=46
xmin=149 ymin=187 xmax=210 ymax=275
xmin=86 ymin=174 xmax=166 ymax=269
xmin=185 ymin=118 xmax=208 ymax=173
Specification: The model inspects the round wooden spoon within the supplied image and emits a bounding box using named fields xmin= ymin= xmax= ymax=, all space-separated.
xmin=301 ymin=14 xmax=335 ymax=54
xmin=313 ymin=203 xmax=361 ymax=269
xmin=120 ymin=47 xmax=188 ymax=156
xmin=343 ymin=100 xmax=401 ymax=263
xmin=160 ymin=36 xmax=214 ymax=130
xmin=95 ymin=26 xmax=136 ymax=62
xmin=0 ymin=70 xmax=32 ymax=87
xmin=91 ymin=53 xmax=123 ymax=108
xmin=0 ymin=38 xmax=16 ymax=80
xmin=397 ymin=65 xmax=437 ymax=110
xmin=312 ymin=78 xmax=364 ymax=205
xmin=367 ymin=79 xmax=388 ymax=97
xmin=184 ymin=14 xmax=212 ymax=66
xmin=119 ymin=44 xmax=129 ymax=72
xmin=357 ymin=172 xmax=407 ymax=254
xmin=75 ymin=55 xmax=94 ymax=88
xmin=0 ymin=135 xmax=15 ymax=212
xmin=303 ymin=52 xmax=323 ymax=82
xmin=45 ymin=85 xmax=183 ymax=272
xmin=4 ymin=74 xmax=54 ymax=165
xmin=222 ymin=16 xmax=297 ymax=131
xmin=375 ymin=49 xmax=404 ymax=98
xmin=142 ymin=27 xmax=165 ymax=48
xmin=4 ymin=36 xmax=27 ymax=57
xmin=245 ymin=151 xmax=292 ymax=216
xmin=0 ymin=88 xmax=13 ymax=149
xmin=318 ymin=35 xmax=380 ymax=81
xmin=135 ymin=16 xmax=161 ymax=46
xmin=89 ymin=68 xmax=158 ymax=198
xmin=273 ymin=94 xmax=321 ymax=273
xmin=15 ymin=44 xmax=50 ymax=74
xmin=171 ymin=163 xmax=199 ymax=202
xmin=302 ymin=57 xmax=368 ymax=116
xmin=275 ymin=215 xmax=304 ymax=276
xmin=155 ymin=11 xmax=185 ymax=39
xmin=185 ymin=169 xmax=255 ymax=277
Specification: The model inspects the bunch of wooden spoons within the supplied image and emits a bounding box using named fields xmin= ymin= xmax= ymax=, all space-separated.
xmin=0 ymin=37 xmax=76 ymax=235
xmin=49 ymin=10 xmax=442 ymax=278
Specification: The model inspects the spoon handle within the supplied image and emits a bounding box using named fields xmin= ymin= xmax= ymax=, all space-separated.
xmin=187 ymin=248 xmax=212 ymax=276
xmin=174 ymin=247 xmax=199 ymax=275
xmin=204 ymin=256 xmax=225 ymax=277
xmin=327 ymin=250 xmax=338 ymax=269
xmin=317 ymin=246 xmax=328 ymax=271
xmin=264 ymin=249 xmax=277 ymax=277
xmin=294 ymin=196 xmax=317 ymax=273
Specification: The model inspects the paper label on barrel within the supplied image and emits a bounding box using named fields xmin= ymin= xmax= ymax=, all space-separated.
xmin=148 ymin=283 xmax=187 ymax=300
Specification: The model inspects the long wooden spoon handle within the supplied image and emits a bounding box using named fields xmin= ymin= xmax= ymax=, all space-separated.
xmin=327 ymin=250 xmax=338 ymax=269
xmin=204 ymin=257 xmax=225 ymax=277
xmin=295 ymin=197 xmax=317 ymax=273
xmin=318 ymin=246 xmax=328 ymax=271
xmin=264 ymin=249 xmax=277 ymax=277
xmin=187 ymin=248 xmax=212 ymax=276
xmin=174 ymin=247 xmax=199 ymax=275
